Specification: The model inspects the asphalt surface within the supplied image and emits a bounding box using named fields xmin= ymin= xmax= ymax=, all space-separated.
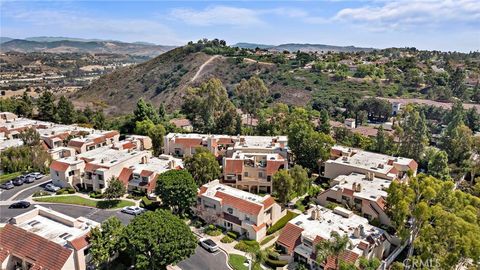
xmin=178 ymin=245 xmax=229 ymax=270
xmin=0 ymin=203 xmax=135 ymax=224
xmin=0 ymin=176 xmax=52 ymax=201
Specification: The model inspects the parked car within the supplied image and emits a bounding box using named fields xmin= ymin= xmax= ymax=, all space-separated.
xmin=23 ymin=176 xmax=35 ymax=184
xmin=121 ymin=206 xmax=146 ymax=216
xmin=147 ymin=193 xmax=158 ymax=201
xmin=0 ymin=181 xmax=14 ymax=190
xmin=9 ymin=201 xmax=31 ymax=209
xmin=12 ymin=177 xmax=24 ymax=186
xmin=199 ymin=238 xmax=219 ymax=252
xmin=29 ymin=172 xmax=44 ymax=180
xmin=45 ymin=183 xmax=61 ymax=192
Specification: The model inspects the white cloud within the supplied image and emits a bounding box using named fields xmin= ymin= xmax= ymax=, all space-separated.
xmin=169 ymin=6 xmax=263 ymax=27
xmin=333 ymin=0 xmax=480 ymax=30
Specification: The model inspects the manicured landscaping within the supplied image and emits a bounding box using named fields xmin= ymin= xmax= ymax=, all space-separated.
xmin=267 ymin=211 xmax=299 ymax=235
xmin=228 ymin=254 xmax=261 ymax=270
xmin=0 ymin=172 xmax=22 ymax=184
xmin=33 ymin=195 xmax=135 ymax=209
xmin=260 ymin=235 xmax=275 ymax=246
xmin=204 ymin=224 xmax=222 ymax=236
xmin=234 ymin=239 xmax=260 ymax=253
xmin=220 ymin=235 xmax=234 ymax=243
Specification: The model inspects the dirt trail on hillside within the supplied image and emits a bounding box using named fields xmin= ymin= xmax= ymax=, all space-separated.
xmin=191 ymin=55 xmax=220 ymax=82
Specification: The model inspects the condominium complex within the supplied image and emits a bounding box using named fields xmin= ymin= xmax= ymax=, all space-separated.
xmin=195 ymin=180 xmax=284 ymax=241
xmin=324 ymin=145 xmax=418 ymax=180
xmin=0 ymin=205 xmax=99 ymax=270
xmin=164 ymin=133 xmax=289 ymax=193
xmin=317 ymin=172 xmax=392 ymax=225
xmin=277 ymin=206 xmax=394 ymax=269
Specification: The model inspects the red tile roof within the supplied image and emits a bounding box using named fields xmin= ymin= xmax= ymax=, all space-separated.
xmin=321 ymin=250 xmax=359 ymax=270
xmin=224 ymin=159 xmax=244 ymax=174
xmin=118 ymin=168 xmax=133 ymax=186
xmin=170 ymin=118 xmax=192 ymax=128
xmin=252 ymin=223 xmax=266 ymax=232
xmin=277 ymin=223 xmax=304 ymax=254
xmin=122 ymin=142 xmax=136 ymax=150
xmin=0 ymin=248 xmax=9 ymax=263
xmin=140 ymin=170 xmax=154 ymax=177
xmin=84 ymin=163 xmax=107 ymax=172
xmin=408 ymin=160 xmax=418 ymax=172
xmin=68 ymin=140 xmax=85 ymax=148
xmin=215 ymin=191 xmax=263 ymax=215
xmin=69 ymin=233 xmax=89 ymax=251
xmin=342 ymin=188 xmax=354 ymax=196
xmin=0 ymin=224 xmax=72 ymax=270
xmin=262 ymin=196 xmax=276 ymax=209
xmin=175 ymin=138 xmax=202 ymax=147
xmin=198 ymin=186 xmax=208 ymax=195
xmin=358 ymin=241 xmax=369 ymax=250
xmin=103 ymin=130 xmax=119 ymax=138
xmin=266 ymin=159 xmax=285 ymax=175
xmin=50 ymin=160 xmax=70 ymax=172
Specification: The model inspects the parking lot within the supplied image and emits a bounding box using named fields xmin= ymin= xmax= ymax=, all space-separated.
xmin=0 ymin=175 xmax=52 ymax=201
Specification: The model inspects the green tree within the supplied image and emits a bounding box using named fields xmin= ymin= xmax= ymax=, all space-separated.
xmin=134 ymin=98 xmax=160 ymax=124
xmin=104 ymin=177 xmax=126 ymax=200
xmin=184 ymin=148 xmax=220 ymax=186
xmin=134 ymin=119 xmax=155 ymax=135
xmin=182 ymin=78 xmax=240 ymax=134
xmin=19 ymin=128 xmax=40 ymax=147
xmin=427 ymin=149 xmax=450 ymax=180
xmin=92 ymin=110 xmax=107 ymax=130
xmin=124 ymin=210 xmax=196 ymax=270
xmin=272 ymin=169 xmax=294 ymax=204
xmin=89 ymin=217 xmax=125 ymax=269
xmin=158 ymin=103 xmax=166 ymax=121
xmin=318 ymin=109 xmax=331 ymax=134
xmin=358 ymin=257 xmax=381 ymax=270
xmin=288 ymin=121 xmax=334 ymax=171
xmin=235 ymin=76 xmax=269 ymax=125
xmin=16 ymin=92 xmax=34 ymax=117
xmin=315 ymin=231 xmax=350 ymax=269
xmin=148 ymin=124 xmax=166 ymax=156
xmin=155 ymin=170 xmax=197 ymax=216
xmin=57 ymin=96 xmax=76 ymax=124
xmin=443 ymin=124 xmax=473 ymax=165
xmin=37 ymin=91 xmax=56 ymax=121
xmin=396 ymin=105 xmax=428 ymax=161
xmin=289 ymin=165 xmax=310 ymax=196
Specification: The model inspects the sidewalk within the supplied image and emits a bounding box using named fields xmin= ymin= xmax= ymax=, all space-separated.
xmin=191 ymin=226 xmax=247 ymax=256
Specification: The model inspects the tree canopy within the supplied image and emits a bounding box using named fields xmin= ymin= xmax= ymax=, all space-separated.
xmin=155 ymin=170 xmax=197 ymax=216
xmin=184 ymin=148 xmax=220 ymax=186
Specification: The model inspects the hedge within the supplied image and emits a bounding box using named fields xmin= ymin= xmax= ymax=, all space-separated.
xmin=220 ymin=235 xmax=234 ymax=243
xmin=260 ymin=235 xmax=275 ymax=246
xmin=227 ymin=231 xmax=239 ymax=240
xmin=234 ymin=240 xmax=260 ymax=253
xmin=267 ymin=211 xmax=299 ymax=235
xmin=265 ymin=257 xmax=288 ymax=268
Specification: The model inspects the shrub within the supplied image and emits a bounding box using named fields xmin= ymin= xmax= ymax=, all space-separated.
xmin=33 ymin=191 xmax=50 ymax=197
xmin=265 ymin=258 xmax=288 ymax=268
xmin=260 ymin=235 xmax=275 ymax=246
xmin=204 ymin=224 xmax=222 ymax=236
xmin=56 ymin=188 xmax=71 ymax=195
xmin=267 ymin=211 xmax=299 ymax=235
xmin=191 ymin=220 xmax=204 ymax=229
xmin=221 ymin=235 xmax=234 ymax=243
xmin=89 ymin=191 xmax=104 ymax=199
xmin=268 ymin=251 xmax=280 ymax=260
xmin=234 ymin=240 xmax=260 ymax=253
xmin=227 ymin=231 xmax=239 ymax=240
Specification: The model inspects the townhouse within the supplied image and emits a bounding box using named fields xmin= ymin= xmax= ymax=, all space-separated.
xmin=277 ymin=205 xmax=394 ymax=269
xmin=0 ymin=205 xmax=99 ymax=270
xmin=66 ymin=130 xmax=120 ymax=154
xmin=118 ymin=154 xmax=183 ymax=194
xmin=324 ymin=145 xmax=417 ymax=181
xmin=222 ymin=136 xmax=288 ymax=193
xmin=163 ymin=133 xmax=235 ymax=158
xmin=195 ymin=180 xmax=285 ymax=241
xmin=50 ymin=145 xmax=151 ymax=192
xmin=316 ymin=172 xmax=392 ymax=225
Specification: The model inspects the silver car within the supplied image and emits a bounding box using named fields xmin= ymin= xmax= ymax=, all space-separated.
xmin=45 ymin=183 xmax=61 ymax=192
xmin=121 ymin=206 xmax=146 ymax=216
xmin=199 ymin=238 xmax=219 ymax=252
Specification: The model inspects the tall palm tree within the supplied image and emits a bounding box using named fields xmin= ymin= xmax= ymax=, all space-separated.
xmin=315 ymin=231 xmax=350 ymax=269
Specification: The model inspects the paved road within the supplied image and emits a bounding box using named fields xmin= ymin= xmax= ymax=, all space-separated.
xmin=0 ymin=176 xmax=52 ymax=201
xmin=178 ymin=245 xmax=229 ymax=270
xmin=0 ymin=203 xmax=134 ymax=224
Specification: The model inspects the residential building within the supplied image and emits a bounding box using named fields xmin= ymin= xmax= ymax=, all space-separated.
xmin=50 ymin=145 xmax=151 ymax=192
xmin=195 ymin=180 xmax=284 ymax=241
xmin=169 ymin=118 xmax=193 ymax=132
xmin=119 ymin=154 xmax=183 ymax=194
xmin=67 ymin=130 xmax=120 ymax=154
xmin=316 ymin=172 xmax=392 ymax=225
xmin=277 ymin=205 xmax=394 ymax=269
xmin=163 ymin=133 xmax=235 ymax=157
xmin=324 ymin=145 xmax=417 ymax=180
xmin=0 ymin=205 xmax=99 ymax=270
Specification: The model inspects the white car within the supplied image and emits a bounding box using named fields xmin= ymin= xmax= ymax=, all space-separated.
xmin=121 ymin=206 xmax=146 ymax=216
xmin=199 ymin=238 xmax=219 ymax=253
xmin=45 ymin=183 xmax=61 ymax=192
xmin=30 ymin=172 xmax=44 ymax=180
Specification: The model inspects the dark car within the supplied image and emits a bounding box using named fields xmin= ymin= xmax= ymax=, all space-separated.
xmin=0 ymin=181 xmax=14 ymax=190
xmin=12 ymin=177 xmax=24 ymax=186
xmin=9 ymin=201 xmax=31 ymax=209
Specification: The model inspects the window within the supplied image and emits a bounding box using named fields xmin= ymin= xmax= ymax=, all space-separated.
xmin=258 ymin=172 xmax=264 ymax=178
xmin=244 ymin=172 xmax=249 ymax=177
xmin=267 ymin=176 xmax=271 ymax=182
xmin=197 ymin=198 xmax=201 ymax=205
xmin=342 ymin=195 xmax=350 ymax=202
xmin=98 ymin=175 xmax=104 ymax=181
xmin=84 ymin=247 xmax=90 ymax=255
xmin=237 ymin=175 xmax=242 ymax=181
xmin=303 ymin=239 xmax=313 ymax=247
xmin=245 ymin=216 xmax=250 ymax=222
xmin=68 ymin=171 xmax=74 ymax=176
xmin=354 ymin=198 xmax=362 ymax=204
xmin=142 ymin=176 xmax=149 ymax=183
xmin=99 ymin=184 xmax=104 ymax=189
xmin=227 ymin=208 xmax=233 ymax=214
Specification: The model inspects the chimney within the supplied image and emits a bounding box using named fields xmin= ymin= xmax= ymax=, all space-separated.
xmin=352 ymin=182 xmax=357 ymax=191
xmin=315 ymin=206 xmax=322 ymax=220
xmin=356 ymin=183 xmax=362 ymax=192
xmin=310 ymin=208 xmax=317 ymax=220
xmin=100 ymin=159 xmax=104 ymax=163
xmin=359 ymin=225 xmax=365 ymax=237
xmin=371 ymin=173 xmax=375 ymax=180
xmin=354 ymin=227 xmax=361 ymax=238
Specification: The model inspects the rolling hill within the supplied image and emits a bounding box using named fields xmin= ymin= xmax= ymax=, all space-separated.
xmin=0 ymin=39 xmax=176 ymax=57
xmin=234 ymin=42 xmax=375 ymax=52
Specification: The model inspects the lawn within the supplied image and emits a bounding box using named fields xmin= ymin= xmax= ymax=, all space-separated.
xmin=228 ymin=254 xmax=261 ymax=270
xmin=260 ymin=235 xmax=275 ymax=246
xmin=0 ymin=172 xmax=22 ymax=184
xmin=266 ymin=211 xmax=299 ymax=235
xmin=34 ymin=195 xmax=135 ymax=209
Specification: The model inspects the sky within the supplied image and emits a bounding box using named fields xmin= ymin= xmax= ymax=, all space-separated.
xmin=1 ymin=0 xmax=479 ymax=52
